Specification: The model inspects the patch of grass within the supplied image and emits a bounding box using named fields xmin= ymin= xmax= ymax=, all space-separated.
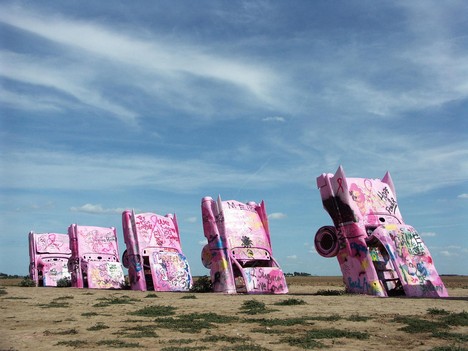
xmin=94 ymin=295 xmax=139 ymax=307
xmin=430 ymin=346 xmax=468 ymax=351
xmin=427 ymin=308 xmax=450 ymax=315
xmin=0 ymin=287 xmax=7 ymax=296
xmin=180 ymin=294 xmax=197 ymax=299
xmin=129 ymin=305 xmax=177 ymax=317
xmin=56 ymin=277 xmax=72 ymax=287
xmin=240 ymin=299 xmax=276 ymax=315
xmin=347 ymin=314 xmax=372 ymax=322
xmin=119 ymin=324 xmax=158 ymax=338
xmin=441 ymin=311 xmax=468 ymax=327
xmin=38 ymin=301 xmax=70 ymax=308
xmin=155 ymin=312 xmax=238 ymax=333
xmin=189 ymin=276 xmax=212 ymax=293
xmin=281 ymin=334 xmax=326 ymax=349
xmin=186 ymin=312 xmax=238 ymax=324
xmin=145 ymin=293 xmax=158 ymax=298
xmin=96 ymin=339 xmax=140 ymax=348
xmin=87 ymin=322 xmax=109 ymax=331
xmin=201 ymin=335 xmax=244 ymax=343
xmin=126 ymin=330 xmax=158 ymax=338
xmin=55 ymin=340 xmax=89 ymax=348
xmin=155 ymin=316 xmax=210 ymax=333
xmin=273 ymin=298 xmax=307 ymax=306
xmin=244 ymin=316 xmax=313 ymax=327
xmin=282 ymin=328 xmax=369 ymax=348
xmin=313 ymin=289 xmax=346 ymax=296
xmin=19 ymin=277 xmax=35 ymax=287
xmin=165 ymin=339 xmax=197 ymax=344
xmin=121 ymin=318 xmax=148 ymax=323
xmin=4 ymin=296 xmax=30 ymax=300
xmin=223 ymin=345 xmax=271 ymax=351
xmin=303 ymin=328 xmax=369 ymax=340
xmin=44 ymin=328 xmax=78 ymax=335
xmin=54 ymin=295 xmax=74 ymax=301
xmin=394 ymin=316 xmax=446 ymax=333
xmin=432 ymin=331 xmax=468 ymax=343
xmin=309 ymin=314 xmax=342 ymax=322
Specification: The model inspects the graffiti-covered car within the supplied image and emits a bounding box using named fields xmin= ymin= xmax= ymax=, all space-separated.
xmin=28 ymin=231 xmax=71 ymax=287
xmin=201 ymin=196 xmax=288 ymax=294
xmin=314 ymin=166 xmax=448 ymax=298
xmin=68 ymin=224 xmax=125 ymax=289
xmin=121 ymin=210 xmax=192 ymax=292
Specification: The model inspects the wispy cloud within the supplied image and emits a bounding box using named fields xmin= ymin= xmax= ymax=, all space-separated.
xmin=1 ymin=149 xmax=300 ymax=193
xmin=0 ymin=5 xmax=280 ymax=122
xmin=1 ymin=50 xmax=138 ymax=122
xmin=268 ymin=212 xmax=287 ymax=220
xmin=433 ymin=245 xmax=465 ymax=258
xmin=186 ymin=217 xmax=198 ymax=223
xmin=14 ymin=201 xmax=55 ymax=212
xmin=262 ymin=116 xmax=285 ymax=123
xmin=421 ymin=232 xmax=437 ymax=237
xmin=458 ymin=194 xmax=468 ymax=199
xmin=0 ymin=86 xmax=66 ymax=113
xmin=70 ymin=203 xmax=128 ymax=215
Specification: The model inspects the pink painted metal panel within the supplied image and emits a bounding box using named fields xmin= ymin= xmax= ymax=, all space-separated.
xmin=68 ymin=224 xmax=124 ymax=289
xmin=201 ymin=196 xmax=288 ymax=294
xmin=28 ymin=232 xmax=71 ymax=287
xmin=369 ymin=225 xmax=448 ymax=297
xmin=315 ymin=166 xmax=448 ymax=297
xmin=122 ymin=211 xmax=192 ymax=291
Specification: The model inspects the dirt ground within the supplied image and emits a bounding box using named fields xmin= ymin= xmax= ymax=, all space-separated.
xmin=1 ymin=276 xmax=467 ymax=351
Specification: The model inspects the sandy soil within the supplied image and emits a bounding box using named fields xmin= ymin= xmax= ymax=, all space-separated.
xmin=1 ymin=276 xmax=467 ymax=351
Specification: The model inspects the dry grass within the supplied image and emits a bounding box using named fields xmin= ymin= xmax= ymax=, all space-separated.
xmin=0 ymin=276 xmax=467 ymax=351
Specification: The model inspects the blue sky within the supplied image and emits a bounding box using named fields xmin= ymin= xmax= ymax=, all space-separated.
xmin=1 ymin=1 xmax=467 ymax=277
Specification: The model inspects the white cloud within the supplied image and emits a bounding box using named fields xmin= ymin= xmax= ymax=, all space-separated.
xmin=198 ymin=240 xmax=208 ymax=246
xmin=0 ymin=50 xmax=138 ymax=122
xmin=186 ymin=216 xmax=198 ymax=223
xmin=0 ymin=149 xmax=304 ymax=193
xmin=440 ymin=250 xmax=452 ymax=257
xmin=435 ymin=245 xmax=465 ymax=258
xmin=421 ymin=232 xmax=437 ymax=237
xmin=0 ymin=87 xmax=66 ymax=113
xmin=0 ymin=5 xmax=280 ymax=120
xmin=268 ymin=212 xmax=287 ymax=220
xmin=458 ymin=194 xmax=468 ymax=199
xmin=286 ymin=255 xmax=298 ymax=260
xmin=13 ymin=201 xmax=55 ymax=212
xmin=262 ymin=116 xmax=285 ymax=123
xmin=70 ymin=204 xmax=127 ymax=215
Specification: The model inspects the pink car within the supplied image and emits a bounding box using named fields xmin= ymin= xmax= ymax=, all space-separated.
xmin=201 ymin=196 xmax=288 ymax=294
xmin=315 ymin=166 xmax=448 ymax=297
xmin=28 ymin=232 xmax=71 ymax=287
xmin=68 ymin=224 xmax=125 ymax=289
xmin=121 ymin=210 xmax=192 ymax=291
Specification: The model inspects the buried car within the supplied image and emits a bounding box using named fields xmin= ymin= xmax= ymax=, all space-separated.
xmin=314 ymin=166 xmax=448 ymax=297
xmin=201 ymin=196 xmax=288 ymax=294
